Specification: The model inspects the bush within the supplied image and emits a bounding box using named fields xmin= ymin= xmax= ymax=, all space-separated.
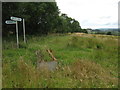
xmin=106 ymin=32 xmax=112 ymax=35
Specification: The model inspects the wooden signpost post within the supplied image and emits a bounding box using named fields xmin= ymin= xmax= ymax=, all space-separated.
xmin=5 ymin=16 xmax=26 ymax=48
xmin=23 ymin=19 xmax=26 ymax=43
xmin=10 ymin=16 xmax=22 ymax=48
xmin=15 ymin=21 xmax=19 ymax=48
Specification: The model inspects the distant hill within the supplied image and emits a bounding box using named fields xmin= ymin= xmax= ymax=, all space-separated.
xmin=95 ymin=28 xmax=119 ymax=32
xmin=91 ymin=28 xmax=120 ymax=35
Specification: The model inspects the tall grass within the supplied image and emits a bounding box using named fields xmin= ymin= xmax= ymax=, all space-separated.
xmin=2 ymin=33 xmax=118 ymax=88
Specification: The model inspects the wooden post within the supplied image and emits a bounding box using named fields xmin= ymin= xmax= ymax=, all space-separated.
xmin=16 ymin=21 xmax=19 ymax=48
xmin=23 ymin=19 xmax=26 ymax=43
xmin=46 ymin=49 xmax=57 ymax=61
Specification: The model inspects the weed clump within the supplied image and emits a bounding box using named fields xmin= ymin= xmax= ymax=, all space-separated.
xmin=19 ymin=42 xmax=28 ymax=49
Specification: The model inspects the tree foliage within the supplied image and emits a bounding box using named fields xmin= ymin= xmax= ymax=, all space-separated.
xmin=2 ymin=2 xmax=86 ymax=37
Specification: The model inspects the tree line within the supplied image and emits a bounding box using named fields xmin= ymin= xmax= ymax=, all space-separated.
xmin=2 ymin=2 xmax=87 ymax=37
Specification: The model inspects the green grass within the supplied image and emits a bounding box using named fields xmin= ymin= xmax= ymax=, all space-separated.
xmin=2 ymin=33 xmax=118 ymax=88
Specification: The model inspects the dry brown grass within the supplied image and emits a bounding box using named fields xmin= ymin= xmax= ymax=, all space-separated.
xmin=71 ymin=33 xmax=118 ymax=40
xmin=67 ymin=59 xmax=118 ymax=88
xmin=3 ymin=57 xmax=118 ymax=88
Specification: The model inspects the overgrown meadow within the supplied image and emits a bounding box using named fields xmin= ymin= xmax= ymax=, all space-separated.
xmin=2 ymin=33 xmax=118 ymax=88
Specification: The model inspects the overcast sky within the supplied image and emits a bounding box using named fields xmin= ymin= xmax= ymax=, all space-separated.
xmin=56 ymin=0 xmax=119 ymax=29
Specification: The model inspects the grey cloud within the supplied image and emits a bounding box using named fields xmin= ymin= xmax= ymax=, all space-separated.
xmin=82 ymin=20 xmax=89 ymax=23
xmin=105 ymin=23 xmax=111 ymax=25
xmin=99 ymin=16 xmax=111 ymax=19
xmin=104 ymin=22 xmax=118 ymax=26
xmin=112 ymin=22 xmax=118 ymax=25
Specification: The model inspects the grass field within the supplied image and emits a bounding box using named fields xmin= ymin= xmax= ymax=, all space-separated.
xmin=2 ymin=33 xmax=119 ymax=88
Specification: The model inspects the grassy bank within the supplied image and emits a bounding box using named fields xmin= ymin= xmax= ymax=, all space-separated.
xmin=2 ymin=33 xmax=118 ymax=88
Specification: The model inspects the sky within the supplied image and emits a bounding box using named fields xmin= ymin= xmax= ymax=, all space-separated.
xmin=56 ymin=0 xmax=119 ymax=29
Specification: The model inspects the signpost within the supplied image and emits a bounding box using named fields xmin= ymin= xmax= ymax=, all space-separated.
xmin=10 ymin=17 xmax=22 ymax=48
xmin=5 ymin=17 xmax=26 ymax=48
xmin=5 ymin=20 xmax=19 ymax=48
xmin=11 ymin=17 xmax=26 ymax=43
xmin=5 ymin=20 xmax=16 ymax=24
xmin=5 ymin=16 xmax=26 ymax=48
xmin=10 ymin=16 xmax=22 ymax=21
